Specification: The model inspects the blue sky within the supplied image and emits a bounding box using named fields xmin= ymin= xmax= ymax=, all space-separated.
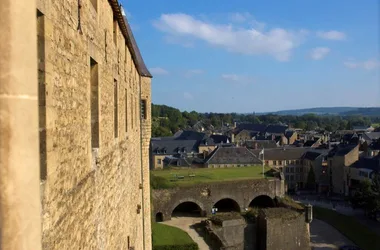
xmin=122 ymin=0 xmax=380 ymax=113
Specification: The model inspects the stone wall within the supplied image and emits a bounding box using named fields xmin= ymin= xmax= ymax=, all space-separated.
xmin=37 ymin=0 xmax=152 ymax=249
xmin=204 ymin=219 xmax=256 ymax=250
xmin=152 ymin=178 xmax=285 ymax=221
xmin=257 ymin=208 xmax=310 ymax=250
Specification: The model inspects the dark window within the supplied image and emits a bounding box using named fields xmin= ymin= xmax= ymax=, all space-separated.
xmin=114 ymin=80 xmax=118 ymax=138
xmin=38 ymin=10 xmax=47 ymax=181
xmin=90 ymin=58 xmax=99 ymax=147
xmin=141 ymin=99 xmax=147 ymax=119
xmin=125 ymin=88 xmax=128 ymax=132
xmin=113 ymin=18 xmax=118 ymax=46
xmin=157 ymin=159 xmax=162 ymax=164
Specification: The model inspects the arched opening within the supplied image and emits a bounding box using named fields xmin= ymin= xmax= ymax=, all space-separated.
xmin=213 ymin=198 xmax=240 ymax=213
xmin=155 ymin=212 xmax=163 ymax=222
xmin=249 ymin=195 xmax=275 ymax=208
xmin=172 ymin=202 xmax=202 ymax=218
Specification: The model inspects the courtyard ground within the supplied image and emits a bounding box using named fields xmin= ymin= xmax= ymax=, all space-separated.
xmin=152 ymin=222 xmax=197 ymax=248
xmin=151 ymin=166 xmax=272 ymax=188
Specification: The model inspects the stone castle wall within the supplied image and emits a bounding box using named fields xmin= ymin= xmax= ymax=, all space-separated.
xmin=37 ymin=0 xmax=152 ymax=249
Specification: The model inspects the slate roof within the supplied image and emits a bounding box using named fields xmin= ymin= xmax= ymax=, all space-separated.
xmin=353 ymin=125 xmax=373 ymax=131
xmin=151 ymin=140 xmax=198 ymax=154
xmin=245 ymin=140 xmax=278 ymax=149
xmin=210 ymin=135 xmax=230 ymax=144
xmin=302 ymin=151 xmax=322 ymax=161
xmin=369 ymin=139 xmax=380 ymax=150
xmin=266 ymin=125 xmax=288 ymax=134
xmin=107 ymin=1 xmax=152 ymax=77
xmin=163 ymin=155 xmax=205 ymax=167
xmin=236 ymin=123 xmax=267 ymax=133
xmin=285 ymin=130 xmax=295 ymax=138
xmin=362 ymin=132 xmax=380 ymax=142
xmin=351 ymin=155 xmax=380 ymax=171
xmin=328 ymin=144 xmax=358 ymax=157
xmin=250 ymin=148 xmax=308 ymax=160
xmin=175 ymin=130 xmax=206 ymax=141
xmin=206 ymin=147 xmax=262 ymax=165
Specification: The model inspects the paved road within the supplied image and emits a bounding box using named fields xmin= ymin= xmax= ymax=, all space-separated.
xmin=310 ymin=219 xmax=354 ymax=250
xmin=162 ymin=216 xmax=211 ymax=250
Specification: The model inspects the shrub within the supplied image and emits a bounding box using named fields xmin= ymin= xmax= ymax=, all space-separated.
xmin=150 ymin=174 xmax=174 ymax=189
xmin=242 ymin=207 xmax=259 ymax=223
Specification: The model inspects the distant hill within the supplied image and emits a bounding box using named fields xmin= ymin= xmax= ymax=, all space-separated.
xmin=261 ymin=107 xmax=380 ymax=116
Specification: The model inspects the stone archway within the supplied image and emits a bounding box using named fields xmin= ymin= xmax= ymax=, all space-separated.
xmin=171 ymin=201 xmax=204 ymax=218
xmin=249 ymin=195 xmax=275 ymax=208
xmin=213 ymin=198 xmax=241 ymax=213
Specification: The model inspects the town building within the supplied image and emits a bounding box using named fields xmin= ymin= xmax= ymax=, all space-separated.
xmin=36 ymin=0 xmax=152 ymax=249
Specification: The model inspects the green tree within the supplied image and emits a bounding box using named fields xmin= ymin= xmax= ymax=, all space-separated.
xmin=351 ymin=172 xmax=380 ymax=216
xmin=306 ymin=166 xmax=316 ymax=190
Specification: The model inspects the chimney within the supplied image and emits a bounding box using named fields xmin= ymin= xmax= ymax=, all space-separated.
xmin=231 ymin=133 xmax=235 ymax=143
xmin=234 ymin=122 xmax=237 ymax=128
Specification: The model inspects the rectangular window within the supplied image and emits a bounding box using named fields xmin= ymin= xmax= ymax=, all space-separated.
xmin=125 ymin=88 xmax=128 ymax=132
xmin=125 ymin=46 xmax=128 ymax=81
xmin=114 ymin=80 xmax=118 ymax=138
xmin=90 ymin=0 xmax=97 ymax=11
xmin=90 ymin=58 xmax=99 ymax=148
xmin=286 ymin=167 xmax=289 ymax=173
xmin=131 ymin=93 xmax=134 ymax=129
xmin=157 ymin=159 xmax=162 ymax=164
xmin=113 ymin=19 xmax=118 ymax=46
xmin=37 ymin=10 xmax=47 ymax=181
xmin=300 ymin=167 xmax=303 ymax=173
xmin=141 ymin=99 xmax=147 ymax=119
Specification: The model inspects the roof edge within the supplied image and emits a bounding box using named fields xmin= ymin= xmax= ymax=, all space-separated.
xmin=108 ymin=0 xmax=152 ymax=78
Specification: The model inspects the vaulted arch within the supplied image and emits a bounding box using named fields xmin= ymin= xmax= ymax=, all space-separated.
xmin=249 ymin=195 xmax=275 ymax=208
xmin=171 ymin=201 xmax=204 ymax=218
xmin=213 ymin=198 xmax=241 ymax=213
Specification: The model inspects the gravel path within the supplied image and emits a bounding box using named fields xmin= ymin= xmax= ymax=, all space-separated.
xmin=162 ymin=216 xmax=211 ymax=250
xmin=310 ymin=219 xmax=354 ymax=250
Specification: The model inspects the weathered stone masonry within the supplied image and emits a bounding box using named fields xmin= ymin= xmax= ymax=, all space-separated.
xmin=37 ymin=0 xmax=152 ymax=249
xmin=153 ymin=178 xmax=285 ymax=221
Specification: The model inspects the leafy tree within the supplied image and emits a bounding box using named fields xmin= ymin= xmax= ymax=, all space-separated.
xmin=351 ymin=172 xmax=380 ymax=216
xmin=306 ymin=166 xmax=316 ymax=190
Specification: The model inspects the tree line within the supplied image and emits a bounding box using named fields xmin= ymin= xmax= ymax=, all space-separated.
xmin=152 ymin=104 xmax=380 ymax=137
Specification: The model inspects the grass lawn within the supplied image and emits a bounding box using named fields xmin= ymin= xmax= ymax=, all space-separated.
xmin=372 ymin=123 xmax=380 ymax=128
xmin=313 ymin=206 xmax=380 ymax=250
xmin=152 ymin=222 xmax=196 ymax=247
xmin=151 ymin=166 xmax=271 ymax=188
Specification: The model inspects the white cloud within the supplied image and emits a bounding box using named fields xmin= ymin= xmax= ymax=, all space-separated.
xmin=343 ymin=59 xmax=380 ymax=70
xmin=310 ymin=47 xmax=330 ymax=60
xmin=153 ymin=13 xmax=308 ymax=61
xmin=316 ymin=30 xmax=346 ymax=40
xmin=149 ymin=67 xmax=169 ymax=75
xmin=221 ymin=74 xmax=254 ymax=85
xmin=222 ymin=74 xmax=241 ymax=82
xmin=229 ymin=12 xmax=253 ymax=23
xmin=185 ymin=69 xmax=204 ymax=77
xmin=183 ymin=92 xmax=194 ymax=100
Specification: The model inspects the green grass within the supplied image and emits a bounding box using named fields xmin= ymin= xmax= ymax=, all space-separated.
xmin=152 ymin=222 xmax=196 ymax=246
xmin=313 ymin=206 xmax=380 ymax=250
xmin=151 ymin=166 xmax=271 ymax=188
xmin=372 ymin=123 xmax=380 ymax=128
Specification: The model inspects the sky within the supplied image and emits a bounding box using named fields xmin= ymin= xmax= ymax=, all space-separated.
xmin=122 ymin=0 xmax=380 ymax=113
